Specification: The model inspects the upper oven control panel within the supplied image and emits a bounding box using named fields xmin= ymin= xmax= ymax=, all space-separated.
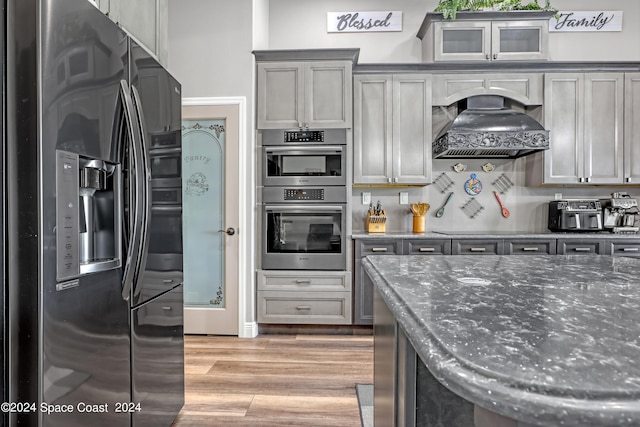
xmin=262 ymin=129 xmax=346 ymax=146
xmin=284 ymin=130 xmax=323 ymax=143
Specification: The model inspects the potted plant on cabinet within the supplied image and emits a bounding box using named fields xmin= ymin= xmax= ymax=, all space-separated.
xmin=434 ymin=0 xmax=556 ymax=20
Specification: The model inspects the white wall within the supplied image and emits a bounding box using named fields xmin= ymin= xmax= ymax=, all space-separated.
xmin=268 ymin=0 xmax=640 ymax=63
xmin=168 ymin=0 xmax=263 ymax=336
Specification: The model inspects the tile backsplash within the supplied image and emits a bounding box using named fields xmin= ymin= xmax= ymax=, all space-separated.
xmin=351 ymin=157 xmax=640 ymax=234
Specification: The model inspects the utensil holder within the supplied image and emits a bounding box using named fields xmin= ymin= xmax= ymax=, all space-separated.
xmin=412 ymin=215 xmax=425 ymax=233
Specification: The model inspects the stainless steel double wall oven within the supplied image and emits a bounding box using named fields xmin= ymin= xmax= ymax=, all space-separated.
xmin=261 ymin=129 xmax=347 ymax=270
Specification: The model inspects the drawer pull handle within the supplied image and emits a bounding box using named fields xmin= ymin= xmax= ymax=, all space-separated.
xmin=296 ymin=305 xmax=312 ymax=311
xmin=522 ymin=247 xmax=539 ymax=251
xmin=419 ymin=247 xmax=435 ymax=252
xmin=295 ymin=279 xmax=312 ymax=284
xmin=371 ymin=247 xmax=388 ymax=252
xmin=470 ymin=247 xmax=486 ymax=252
xmin=574 ymin=248 xmax=591 ymax=252
xmin=622 ymin=248 xmax=639 ymax=252
xmin=162 ymin=279 xmax=175 ymax=284
xmin=162 ymin=306 xmax=172 ymax=311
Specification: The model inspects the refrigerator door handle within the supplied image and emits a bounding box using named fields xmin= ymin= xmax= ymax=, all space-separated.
xmin=119 ymin=80 xmax=145 ymax=301
xmin=130 ymin=86 xmax=153 ymax=297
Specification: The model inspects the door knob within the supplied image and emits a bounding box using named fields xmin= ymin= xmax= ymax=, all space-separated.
xmin=218 ymin=227 xmax=236 ymax=236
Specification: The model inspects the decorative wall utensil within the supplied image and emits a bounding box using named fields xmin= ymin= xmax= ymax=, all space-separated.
xmin=434 ymin=172 xmax=454 ymax=193
xmin=464 ymin=173 xmax=483 ymax=196
xmin=461 ymin=198 xmax=484 ymax=218
xmin=493 ymin=191 xmax=510 ymax=218
xmin=453 ymin=162 xmax=467 ymax=173
xmin=482 ymin=162 xmax=495 ymax=173
xmin=492 ymin=173 xmax=514 ymax=194
xmin=435 ymin=192 xmax=454 ymax=218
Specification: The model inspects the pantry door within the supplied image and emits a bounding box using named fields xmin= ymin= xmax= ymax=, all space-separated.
xmin=182 ymin=101 xmax=239 ymax=335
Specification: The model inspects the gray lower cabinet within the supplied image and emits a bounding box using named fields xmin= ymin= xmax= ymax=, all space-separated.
xmin=256 ymin=270 xmax=352 ymax=324
xmin=356 ymin=236 xmax=638 ymax=327
xmin=354 ymin=240 xmax=403 ymax=325
xmin=355 ymin=239 xmax=449 ymax=325
xmin=556 ymin=239 xmax=606 ymax=255
xmin=605 ymin=240 xmax=640 ymax=257
xmin=402 ymin=239 xmax=451 ymax=255
xmin=504 ymin=239 xmax=556 ymax=255
xmin=451 ymin=239 xmax=504 ymax=255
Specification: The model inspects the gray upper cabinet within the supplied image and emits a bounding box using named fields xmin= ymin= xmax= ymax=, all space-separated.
xmin=539 ymin=73 xmax=624 ymax=185
xmin=353 ymin=74 xmax=432 ymax=185
xmin=625 ymin=73 xmax=640 ymax=184
xmin=420 ymin=15 xmax=549 ymax=62
xmin=432 ymin=73 xmax=543 ymax=106
xmin=256 ymin=61 xmax=352 ymax=129
xmin=88 ymin=0 xmax=168 ymax=65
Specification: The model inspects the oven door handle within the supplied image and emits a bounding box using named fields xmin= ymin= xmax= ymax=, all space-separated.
xmin=264 ymin=204 xmax=344 ymax=213
xmin=264 ymin=145 xmax=343 ymax=154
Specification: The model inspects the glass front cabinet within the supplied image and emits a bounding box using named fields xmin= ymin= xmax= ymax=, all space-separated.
xmin=419 ymin=12 xmax=553 ymax=62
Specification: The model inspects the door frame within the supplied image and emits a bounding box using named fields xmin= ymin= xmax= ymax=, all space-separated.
xmin=182 ymin=97 xmax=257 ymax=338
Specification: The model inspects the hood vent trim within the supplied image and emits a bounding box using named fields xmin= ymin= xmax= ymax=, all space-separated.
xmin=433 ymin=95 xmax=549 ymax=159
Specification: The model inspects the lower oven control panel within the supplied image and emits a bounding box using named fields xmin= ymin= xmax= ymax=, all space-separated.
xmin=284 ymin=188 xmax=325 ymax=201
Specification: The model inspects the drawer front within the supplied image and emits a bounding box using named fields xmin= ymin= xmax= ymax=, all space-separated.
xmin=403 ymin=239 xmax=451 ymax=255
xmin=607 ymin=240 xmax=640 ymax=257
xmin=355 ymin=239 xmax=402 ymax=257
xmin=452 ymin=239 xmax=503 ymax=255
xmin=557 ymin=240 xmax=604 ymax=255
xmin=504 ymin=239 xmax=556 ymax=255
xmin=257 ymin=291 xmax=351 ymax=324
xmin=257 ymin=270 xmax=351 ymax=291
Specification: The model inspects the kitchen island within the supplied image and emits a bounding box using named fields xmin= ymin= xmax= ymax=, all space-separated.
xmin=364 ymin=254 xmax=640 ymax=427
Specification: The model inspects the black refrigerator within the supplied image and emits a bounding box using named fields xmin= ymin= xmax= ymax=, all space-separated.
xmin=3 ymin=0 xmax=184 ymax=426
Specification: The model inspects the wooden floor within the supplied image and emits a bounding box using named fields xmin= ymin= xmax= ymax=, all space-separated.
xmin=171 ymin=333 xmax=374 ymax=427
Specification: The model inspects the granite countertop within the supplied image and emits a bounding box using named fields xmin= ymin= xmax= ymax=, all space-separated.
xmin=364 ymin=254 xmax=640 ymax=426
xmin=352 ymin=231 xmax=640 ymax=239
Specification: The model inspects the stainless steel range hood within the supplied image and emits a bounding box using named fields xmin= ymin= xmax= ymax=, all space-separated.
xmin=433 ymin=95 xmax=549 ymax=159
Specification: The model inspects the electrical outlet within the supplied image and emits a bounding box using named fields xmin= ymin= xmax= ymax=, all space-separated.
xmin=399 ymin=192 xmax=409 ymax=205
xmin=555 ymin=193 xmax=563 ymax=200
xmin=362 ymin=192 xmax=371 ymax=205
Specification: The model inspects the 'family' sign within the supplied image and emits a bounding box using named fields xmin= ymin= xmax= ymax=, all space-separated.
xmin=549 ymin=11 xmax=623 ymax=32
xmin=327 ymin=11 xmax=402 ymax=33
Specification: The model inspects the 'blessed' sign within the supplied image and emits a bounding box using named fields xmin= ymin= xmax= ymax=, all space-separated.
xmin=550 ymin=11 xmax=623 ymax=32
xmin=327 ymin=11 xmax=402 ymax=33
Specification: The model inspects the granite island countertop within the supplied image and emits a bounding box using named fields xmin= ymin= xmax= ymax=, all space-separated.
xmin=364 ymin=254 xmax=640 ymax=427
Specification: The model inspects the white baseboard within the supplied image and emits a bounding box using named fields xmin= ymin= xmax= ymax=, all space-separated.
xmin=240 ymin=321 xmax=259 ymax=338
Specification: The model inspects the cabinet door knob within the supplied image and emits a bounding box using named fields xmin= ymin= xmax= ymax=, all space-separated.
xmin=486 ymin=54 xmax=490 ymax=60
xmin=394 ymin=177 xmax=399 ymax=183
xmin=585 ymin=177 xmax=591 ymax=183
xmin=388 ymin=177 xmax=392 ymax=183
xmin=493 ymin=53 xmax=498 ymax=60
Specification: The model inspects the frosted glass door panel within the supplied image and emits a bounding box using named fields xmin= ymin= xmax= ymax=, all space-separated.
xmin=499 ymin=28 xmax=540 ymax=53
xmin=182 ymin=120 xmax=226 ymax=307
xmin=442 ymin=29 xmax=484 ymax=53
